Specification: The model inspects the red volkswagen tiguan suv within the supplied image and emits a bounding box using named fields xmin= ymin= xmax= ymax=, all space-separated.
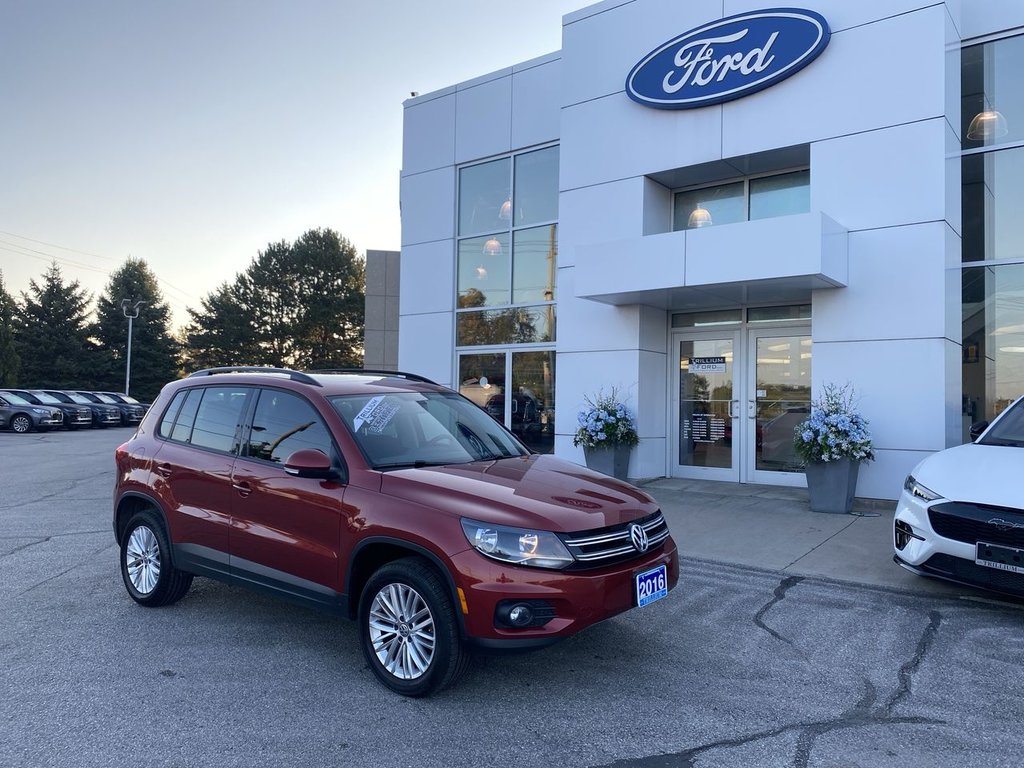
xmin=113 ymin=368 xmax=678 ymax=695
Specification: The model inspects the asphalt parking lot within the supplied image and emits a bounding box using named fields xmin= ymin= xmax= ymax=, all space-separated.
xmin=2 ymin=429 xmax=1023 ymax=768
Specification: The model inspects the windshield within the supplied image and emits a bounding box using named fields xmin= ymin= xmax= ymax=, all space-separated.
xmin=979 ymin=398 xmax=1024 ymax=447
xmin=1 ymin=392 xmax=31 ymax=405
xmin=331 ymin=390 xmax=528 ymax=470
xmin=92 ymin=393 xmax=117 ymax=404
xmin=30 ymin=391 xmax=60 ymax=404
xmin=65 ymin=392 xmax=92 ymax=405
xmin=119 ymin=394 xmax=140 ymax=404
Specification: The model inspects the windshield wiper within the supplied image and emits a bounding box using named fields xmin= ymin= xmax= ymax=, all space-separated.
xmin=374 ymin=460 xmax=451 ymax=470
xmin=981 ymin=438 xmax=1024 ymax=447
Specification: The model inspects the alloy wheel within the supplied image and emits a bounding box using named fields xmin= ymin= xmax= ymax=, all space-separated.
xmin=11 ymin=415 xmax=31 ymax=433
xmin=125 ymin=525 xmax=161 ymax=595
xmin=368 ymin=583 xmax=436 ymax=680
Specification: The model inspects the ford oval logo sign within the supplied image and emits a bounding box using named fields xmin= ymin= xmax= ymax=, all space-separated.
xmin=625 ymin=8 xmax=830 ymax=109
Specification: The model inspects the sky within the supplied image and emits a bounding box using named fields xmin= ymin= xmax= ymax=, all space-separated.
xmin=1 ymin=0 xmax=585 ymax=330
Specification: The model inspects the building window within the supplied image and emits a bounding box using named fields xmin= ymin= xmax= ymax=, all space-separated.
xmin=961 ymin=34 xmax=1024 ymax=439
xmin=456 ymin=145 xmax=558 ymax=452
xmin=673 ymin=170 xmax=809 ymax=231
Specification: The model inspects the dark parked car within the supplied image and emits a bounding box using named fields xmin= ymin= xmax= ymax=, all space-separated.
xmin=77 ymin=391 xmax=145 ymax=426
xmin=6 ymin=389 xmax=93 ymax=430
xmin=114 ymin=367 xmax=678 ymax=696
xmin=43 ymin=391 xmax=121 ymax=428
xmin=0 ymin=391 xmax=64 ymax=433
xmin=100 ymin=392 xmax=151 ymax=411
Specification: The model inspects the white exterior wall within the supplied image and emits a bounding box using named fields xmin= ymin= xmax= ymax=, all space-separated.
xmin=399 ymin=55 xmax=562 ymax=390
xmin=397 ymin=0 xmax=1012 ymax=500
xmin=555 ymin=0 xmax=962 ymax=497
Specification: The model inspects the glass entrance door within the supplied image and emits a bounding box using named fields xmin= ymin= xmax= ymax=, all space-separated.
xmin=745 ymin=330 xmax=812 ymax=486
xmin=674 ymin=333 xmax=740 ymax=481
xmin=672 ymin=325 xmax=811 ymax=485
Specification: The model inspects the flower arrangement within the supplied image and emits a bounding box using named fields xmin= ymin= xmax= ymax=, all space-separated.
xmin=794 ymin=384 xmax=875 ymax=464
xmin=573 ymin=389 xmax=639 ymax=450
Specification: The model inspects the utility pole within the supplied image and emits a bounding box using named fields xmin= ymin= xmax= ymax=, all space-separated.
xmin=122 ymin=299 xmax=145 ymax=396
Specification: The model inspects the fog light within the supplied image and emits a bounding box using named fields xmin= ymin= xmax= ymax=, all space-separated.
xmin=894 ymin=520 xmax=924 ymax=551
xmin=508 ymin=604 xmax=533 ymax=626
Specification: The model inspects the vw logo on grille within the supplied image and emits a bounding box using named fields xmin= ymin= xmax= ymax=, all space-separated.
xmin=629 ymin=523 xmax=649 ymax=553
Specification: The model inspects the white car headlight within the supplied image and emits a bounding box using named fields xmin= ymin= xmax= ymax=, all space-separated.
xmin=31 ymin=408 xmax=48 ymax=415
xmin=904 ymin=475 xmax=941 ymax=503
xmin=461 ymin=519 xmax=574 ymax=569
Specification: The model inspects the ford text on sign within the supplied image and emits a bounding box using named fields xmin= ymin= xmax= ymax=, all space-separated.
xmin=625 ymin=8 xmax=830 ymax=109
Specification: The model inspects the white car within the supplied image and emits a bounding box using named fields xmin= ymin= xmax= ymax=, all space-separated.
xmin=894 ymin=394 xmax=1024 ymax=598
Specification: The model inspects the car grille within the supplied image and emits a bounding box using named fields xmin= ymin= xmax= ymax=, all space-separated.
xmin=928 ymin=502 xmax=1024 ymax=550
xmin=921 ymin=553 xmax=1024 ymax=599
xmin=561 ymin=510 xmax=670 ymax=570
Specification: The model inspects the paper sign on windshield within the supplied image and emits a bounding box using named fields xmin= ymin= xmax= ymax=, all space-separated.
xmin=353 ymin=396 xmax=400 ymax=434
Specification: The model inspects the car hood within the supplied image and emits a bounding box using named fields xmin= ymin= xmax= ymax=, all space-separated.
xmin=379 ymin=454 xmax=659 ymax=532
xmin=912 ymin=443 xmax=1023 ymax=509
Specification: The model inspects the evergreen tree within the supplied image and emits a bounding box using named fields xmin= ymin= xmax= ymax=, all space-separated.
xmin=0 ymin=271 xmax=20 ymax=386
xmin=184 ymin=228 xmax=365 ymax=370
xmin=93 ymin=257 xmax=181 ymax=401
xmin=15 ymin=263 xmax=94 ymax=388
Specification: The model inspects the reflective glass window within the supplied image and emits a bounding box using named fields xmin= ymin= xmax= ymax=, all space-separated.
xmin=458 ymin=234 xmax=510 ymax=307
xmin=456 ymin=306 xmax=555 ymax=346
xmin=190 ymin=387 xmax=250 ymax=453
xmin=513 ymin=147 xmax=559 ymax=226
xmin=749 ymin=170 xmax=810 ymax=220
xmin=158 ymin=390 xmax=188 ymax=439
xmin=458 ymin=158 xmax=511 ymax=236
xmin=962 ymin=37 xmax=1024 ymax=151
xmin=962 ymin=147 xmax=1024 ymax=263
xmin=962 ymin=264 xmax=1024 ymax=440
xmin=673 ymin=181 xmax=745 ymax=230
xmin=247 ymin=389 xmax=333 ymax=464
xmin=513 ymin=225 xmax=557 ymax=304
xmin=511 ymin=351 xmax=555 ymax=453
xmin=671 ymin=309 xmax=742 ymax=328
xmin=170 ymin=388 xmax=203 ymax=443
xmin=458 ymin=354 xmax=506 ymax=414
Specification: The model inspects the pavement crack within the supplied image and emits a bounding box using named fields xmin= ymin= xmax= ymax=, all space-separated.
xmin=0 ymin=474 xmax=111 ymax=511
xmin=882 ymin=610 xmax=942 ymax=715
xmin=1 ymin=537 xmax=52 ymax=557
xmin=753 ymin=575 xmax=804 ymax=646
xmin=592 ymin=612 xmax=947 ymax=768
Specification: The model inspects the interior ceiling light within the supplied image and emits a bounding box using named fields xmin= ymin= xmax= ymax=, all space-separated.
xmin=475 ymin=265 xmax=488 ymax=280
xmin=967 ymin=109 xmax=1008 ymax=141
xmin=993 ymin=323 xmax=1024 ymax=335
xmin=499 ymin=199 xmax=512 ymax=221
xmin=482 ymin=237 xmax=503 ymax=256
xmin=998 ymin=346 xmax=1024 ymax=353
xmin=688 ymin=203 xmax=713 ymax=228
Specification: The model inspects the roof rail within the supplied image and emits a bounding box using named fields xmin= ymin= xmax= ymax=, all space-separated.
xmin=311 ymin=368 xmax=438 ymax=385
xmin=186 ymin=367 xmax=322 ymax=387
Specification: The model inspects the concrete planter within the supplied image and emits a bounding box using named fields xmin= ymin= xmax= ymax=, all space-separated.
xmin=805 ymin=458 xmax=860 ymax=514
xmin=583 ymin=445 xmax=631 ymax=481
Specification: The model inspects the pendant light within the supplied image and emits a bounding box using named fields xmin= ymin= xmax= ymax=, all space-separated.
xmin=687 ymin=203 xmax=713 ymax=228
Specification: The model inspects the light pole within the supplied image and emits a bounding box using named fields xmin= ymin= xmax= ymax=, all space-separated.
xmin=121 ymin=299 xmax=145 ymax=396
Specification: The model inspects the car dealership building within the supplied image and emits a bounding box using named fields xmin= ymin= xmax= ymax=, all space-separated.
xmin=396 ymin=0 xmax=1024 ymax=500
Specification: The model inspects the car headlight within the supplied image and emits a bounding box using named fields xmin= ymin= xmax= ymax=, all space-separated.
xmin=31 ymin=408 xmax=48 ymax=415
xmin=904 ymin=475 xmax=941 ymax=503
xmin=461 ymin=519 xmax=574 ymax=569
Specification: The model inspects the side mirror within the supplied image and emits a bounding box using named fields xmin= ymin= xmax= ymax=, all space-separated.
xmin=284 ymin=448 xmax=339 ymax=480
xmin=969 ymin=420 xmax=989 ymax=442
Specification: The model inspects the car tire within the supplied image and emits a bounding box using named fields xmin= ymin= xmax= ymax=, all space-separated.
xmin=358 ymin=557 xmax=469 ymax=697
xmin=11 ymin=414 xmax=32 ymax=433
xmin=120 ymin=510 xmax=193 ymax=607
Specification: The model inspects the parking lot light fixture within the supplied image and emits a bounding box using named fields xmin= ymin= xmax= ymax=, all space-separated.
xmin=121 ymin=299 xmax=145 ymax=396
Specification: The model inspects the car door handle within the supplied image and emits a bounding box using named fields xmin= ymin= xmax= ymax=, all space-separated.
xmin=155 ymin=463 xmax=173 ymax=478
xmin=232 ymin=481 xmax=252 ymax=497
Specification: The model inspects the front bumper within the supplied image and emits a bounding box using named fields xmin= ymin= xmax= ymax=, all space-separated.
xmin=893 ymin=489 xmax=1024 ymax=599
xmin=39 ymin=413 xmax=64 ymax=427
xmin=453 ymin=536 xmax=679 ymax=651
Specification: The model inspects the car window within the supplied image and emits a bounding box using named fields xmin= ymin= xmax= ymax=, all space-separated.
xmin=66 ymin=393 xmax=92 ymax=405
xmin=331 ymin=391 xmax=526 ymax=469
xmin=93 ymin=393 xmax=117 ymax=404
xmin=170 ymin=389 xmax=203 ymax=443
xmin=246 ymin=389 xmax=334 ymax=464
xmin=158 ymin=391 xmax=188 ymax=439
xmin=189 ymin=387 xmax=250 ymax=453
xmin=980 ymin=398 xmax=1024 ymax=447
xmin=1 ymin=392 xmax=31 ymax=405
xmin=31 ymin=392 xmax=61 ymax=405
